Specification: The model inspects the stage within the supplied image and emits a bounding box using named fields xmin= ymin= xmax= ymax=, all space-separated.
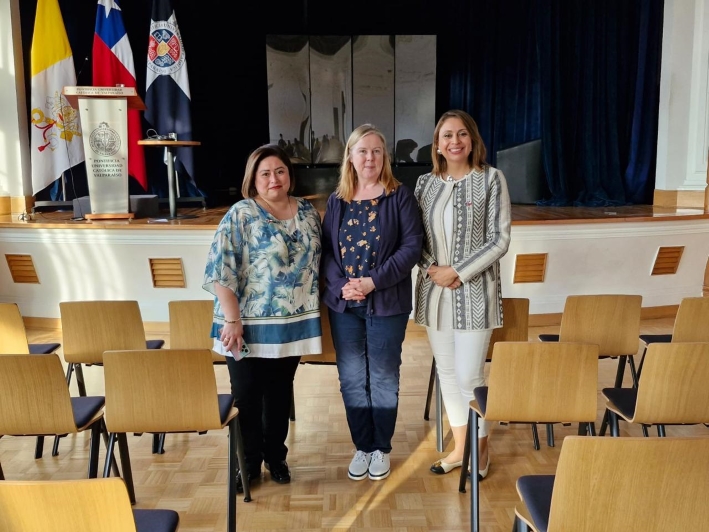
xmin=1 ymin=204 xmax=708 ymax=322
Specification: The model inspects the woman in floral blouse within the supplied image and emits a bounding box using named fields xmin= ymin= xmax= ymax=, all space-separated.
xmin=203 ymin=144 xmax=322 ymax=493
xmin=321 ymin=124 xmax=423 ymax=482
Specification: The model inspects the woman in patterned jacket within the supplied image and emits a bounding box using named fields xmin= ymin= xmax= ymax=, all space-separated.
xmin=203 ymin=144 xmax=322 ymax=493
xmin=414 ymin=110 xmax=511 ymax=480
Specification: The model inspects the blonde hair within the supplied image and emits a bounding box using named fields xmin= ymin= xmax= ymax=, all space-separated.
xmin=431 ymin=110 xmax=488 ymax=177
xmin=335 ymin=124 xmax=400 ymax=202
xmin=240 ymin=144 xmax=295 ymax=198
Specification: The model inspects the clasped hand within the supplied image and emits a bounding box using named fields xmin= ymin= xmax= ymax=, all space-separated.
xmin=427 ymin=265 xmax=462 ymax=289
xmin=342 ymin=277 xmax=375 ymax=301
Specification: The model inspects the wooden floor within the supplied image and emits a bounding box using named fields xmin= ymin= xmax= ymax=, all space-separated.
xmin=3 ymin=318 xmax=708 ymax=531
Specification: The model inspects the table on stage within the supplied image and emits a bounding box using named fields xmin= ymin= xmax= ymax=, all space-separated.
xmin=138 ymin=139 xmax=201 ymax=219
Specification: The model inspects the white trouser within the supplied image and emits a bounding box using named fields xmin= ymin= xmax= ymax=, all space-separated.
xmin=426 ymin=289 xmax=491 ymax=438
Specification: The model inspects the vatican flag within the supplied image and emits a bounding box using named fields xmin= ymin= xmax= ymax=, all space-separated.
xmin=30 ymin=0 xmax=85 ymax=195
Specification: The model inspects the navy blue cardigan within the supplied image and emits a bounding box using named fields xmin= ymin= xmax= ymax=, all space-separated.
xmin=321 ymin=185 xmax=423 ymax=317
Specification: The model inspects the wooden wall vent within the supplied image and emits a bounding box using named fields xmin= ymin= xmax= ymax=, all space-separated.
xmin=149 ymin=258 xmax=186 ymax=288
xmin=513 ymin=253 xmax=547 ymax=283
xmin=651 ymin=246 xmax=684 ymax=276
xmin=5 ymin=254 xmax=39 ymax=284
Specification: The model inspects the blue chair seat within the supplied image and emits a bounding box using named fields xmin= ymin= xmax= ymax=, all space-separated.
xmin=70 ymin=396 xmax=105 ymax=428
xmin=146 ymin=339 xmax=165 ymax=350
xmin=639 ymin=333 xmax=672 ymax=345
xmin=218 ymin=394 xmax=235 ymax=425
xmin=602 ymin=388 xmax=637 ymax=419
xmin=517 ymin=475 xmax=555 ymax=532
xmin=133 ymin=509 xmax=180 ymax=531
xmin=28 ymin=343 xmax=60 ymax=354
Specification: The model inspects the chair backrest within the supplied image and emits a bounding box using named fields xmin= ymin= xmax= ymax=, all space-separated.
xmin=60 ymin=301 xmax=147 ymax=364
xmin=300 ymin=310 xmax=337 ymax=364
xmin=485 ymin=342 xmax=599 ymax=423
xmin=168 ymin=299 xmax=225 ymax=362
xmin=547 ymin=436 xmax=709 ymax=531
xmin=0 ymin=478 xmax=139 ymax=531
xmin=103 ymin=349 xmax=226 ymax=433
xmin=0 ymin=303 xmax=30 ymax=355
xmin=559 ymin=294 xmax=642 ymax=357
xmin=0 ymin=355 xmax=78 ymax=435
xmin=632 ymin=342 xmax=709 ymax=424
xmin=486 ymin=298 xmax=530 ymax=360
xmin=672 ymin=297 xmax=709 ymax=342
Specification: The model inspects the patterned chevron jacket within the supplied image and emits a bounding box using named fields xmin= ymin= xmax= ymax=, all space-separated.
xmin=413 ymin=166 xmax=511 ymax=330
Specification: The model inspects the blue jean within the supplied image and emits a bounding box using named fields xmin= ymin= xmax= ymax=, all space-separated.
xmin=329 ymin=306 xmax=409 ymax=453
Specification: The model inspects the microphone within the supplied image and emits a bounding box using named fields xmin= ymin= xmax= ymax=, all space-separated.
xmin=76 ymin=56 xmax=90 ymax=85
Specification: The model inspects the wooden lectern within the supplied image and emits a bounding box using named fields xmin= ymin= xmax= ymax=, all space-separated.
xmin=138 ymin=139 xmax=201 ymax=219
xmin=63 ymin=86 xmax=145 ymax=220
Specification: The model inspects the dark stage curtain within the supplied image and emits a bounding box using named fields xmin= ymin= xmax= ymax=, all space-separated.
xmin=438 ymin=0 xmax=664 ymax=206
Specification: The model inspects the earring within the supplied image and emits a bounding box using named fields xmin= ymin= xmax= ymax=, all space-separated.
xmin=436 ymin=148 xmax=442 ymax=154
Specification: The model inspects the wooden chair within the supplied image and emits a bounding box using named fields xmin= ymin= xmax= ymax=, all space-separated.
xmin=603 ymin=342 xmax=709 ymax=437
xmin=637 ymin=297 xmax=709 ymax=378
xmin=57 ymin=300 xmax=164 ymax=457
xmin=514 ymin=436 xmax=709 ymax=532
xmin=424 ymin=298 xmax=530 ymax=451
xmin=0 ymin=302 xmax=60 ymax=355
xmin=292 ymin=309 xmax=338 ymax=421
xmin=0 ymin=478 xmax=179 ymax=531
xmin=0 ymin=302 xmax=63 ymax=459
xmin=102 ymin=349 xmax=251 ymax=532
xmin=60 ymin=300 xmax=164 ymax=397
xmin=0 ymin=354 xmax=105 ymax=480
xmin=465 ymin=341 xmax=599 ymax=532
xmin=538 ymin=294 xmax=642 ymax=436
xmin=168 ymin=299 xmax=225 ymax=364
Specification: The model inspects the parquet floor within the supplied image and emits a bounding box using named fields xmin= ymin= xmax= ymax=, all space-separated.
xmin=3 ymin=318 xmax=707 ymax=531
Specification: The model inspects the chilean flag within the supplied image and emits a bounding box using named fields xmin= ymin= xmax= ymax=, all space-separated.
xmin=145 ymin=0 xmax=196 ymax=188
xmin=92 ymin=0 xmax=147 ymax=190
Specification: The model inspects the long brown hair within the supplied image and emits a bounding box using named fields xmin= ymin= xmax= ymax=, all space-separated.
xmin=240 ymin=144 xmax=296 ymax=198
xmin=335 ymin=124 xmax=400 ymax=202
xmin=431 ymin=110 xmax=488 ymax=176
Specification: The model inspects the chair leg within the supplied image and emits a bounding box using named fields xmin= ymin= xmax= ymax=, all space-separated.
xmin=609 ymin=411 xmax=620 ymax=437
xmin=0 ymin=460 xmax=4 ymax=480
xmin=642 ymin=424 xmax=649 ymax=437
xmin=471 ymin=411 xmax=481 ymax=532
xmin=103 ymin=432 xmax=117 ymax=478
xmin=100 ymin=421 xmax=120 ymax=478
xmin=513 ymin=515 xmax=529 ymax=532
xmin=628 ymin=356 xmax=639 ymax=388
xmin=657 ymin=425 xmax=666 ymax=437
xmin=34 ymin=436 xmax=44 ymax=459
xmin=546 ymin=424 xmax=555 ymax=447
xmin=530 ymin=423 xmax=540 ymax=450
xmin=587 ymin=422 xmax=596 ymax=436
xmin=117 ymin=433 xmax=136 ymax=504
xmin=87 ymin=421 xmax=101 ymax=478
xmin=459 ymin=409 xmax=471 ymax=493
xmin=435 ymin=373 xmax=444 ymax=452
xmin=424 ymin=359 xmax=436 ymax=421
xmin=234 ymin=416 xmax=251 ymax=503
xmin=636 ymin=346 xmax=647 ymax=381
xmin=74 ymin=363 xmax=87 ymax=397
xmin=227 ymin=419 xmax=237 ymax=532
xmin=613 ymin=356 xmax=627 ymax=387
xmin=152 ymin=433 xmax=166 ymax=454
xmin=290 ymin=387 xmax=296 ymax=421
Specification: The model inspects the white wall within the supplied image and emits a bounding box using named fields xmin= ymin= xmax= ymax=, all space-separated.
xmin=2 ymin=219 xmax=708 ymax=321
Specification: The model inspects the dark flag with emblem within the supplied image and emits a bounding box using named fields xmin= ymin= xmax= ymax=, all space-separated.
xmin=144 ymin=0 xmax=200 ymax=194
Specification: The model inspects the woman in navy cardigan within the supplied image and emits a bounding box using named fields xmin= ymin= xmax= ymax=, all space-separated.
xmin=321 ymin=124 xmax=423 ymax=482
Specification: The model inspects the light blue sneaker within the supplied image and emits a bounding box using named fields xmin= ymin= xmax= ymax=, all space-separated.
xmin=368 ymin=450 xmax=390 ymax=480
xmin=348 ymin=450 xmax=371 ymax=480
